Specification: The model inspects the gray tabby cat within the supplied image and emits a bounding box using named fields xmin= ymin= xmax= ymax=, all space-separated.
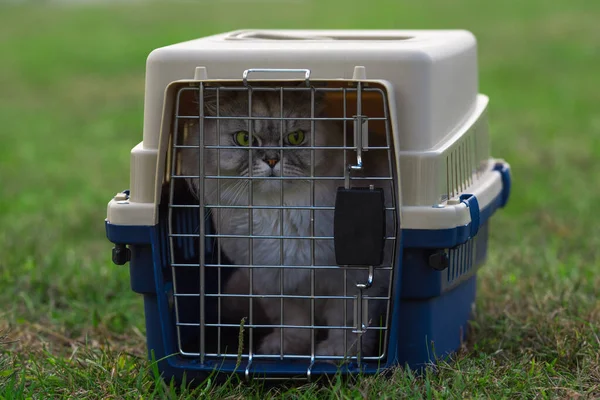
xmin=181 ymin=86 xmax=395 ymax=358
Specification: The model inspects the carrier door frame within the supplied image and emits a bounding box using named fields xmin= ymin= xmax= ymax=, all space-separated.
xmin=152 ymin=77 xmax=405 ymax=365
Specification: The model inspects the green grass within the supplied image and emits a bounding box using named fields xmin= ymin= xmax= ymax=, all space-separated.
xmin=1 ymin=0 xmax=599 ymax=398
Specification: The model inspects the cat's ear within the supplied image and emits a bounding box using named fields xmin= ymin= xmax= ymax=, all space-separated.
xmin=307 ymin=86 xmax=327 ymax=115
xmin=312 ymin=86 xmax=327 ymax=112
xmin=192 ymin=90 xmax=218 ymax=116
xmin=287 ymin=81 xmax=328 ymax=114
xmin=192 ymin=88 xmax=234 ymax=116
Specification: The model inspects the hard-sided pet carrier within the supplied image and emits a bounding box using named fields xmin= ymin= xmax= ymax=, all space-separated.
xmin=106 ymin=29 xmax=512 ymax=383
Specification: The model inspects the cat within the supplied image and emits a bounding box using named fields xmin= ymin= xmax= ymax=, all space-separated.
xmin=180 ymin=85 xmax=396 ymax=358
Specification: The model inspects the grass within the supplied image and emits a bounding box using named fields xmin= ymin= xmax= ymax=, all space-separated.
xmin=1 ymin=0 xmax=599 ymax=398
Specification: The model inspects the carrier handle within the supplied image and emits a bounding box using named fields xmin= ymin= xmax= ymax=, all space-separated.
xmin=242 ymin=68 xmax=311 ymax=87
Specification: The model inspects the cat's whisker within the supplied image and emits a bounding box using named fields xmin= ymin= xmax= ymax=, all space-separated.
xmin=206 ymin=179 xmax=244 ymax=204
xmin=208 ymin=179 xmax=249 ymax=258
xmin=198 ymin=179 xmax=248 ymax=231
xmin=211 ymin=180 xmax=249 ymax=228
xmin=228 ymin=181 xmax=250 ymax=210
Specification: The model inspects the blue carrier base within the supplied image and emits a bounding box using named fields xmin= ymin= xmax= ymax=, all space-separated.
xmin=106 ymin=163 xmax=511 ymax=384
xmin=139 ymin=288 xmax=478 ymax=385
xmin=107 ymin=221 xmax=489 ymax=384
xmin=116 ymin=238 xmax=483 ymax=384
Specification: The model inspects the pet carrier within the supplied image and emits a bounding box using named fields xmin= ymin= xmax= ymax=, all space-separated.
xmin=106 ymin=29 xmax=511 ymax=383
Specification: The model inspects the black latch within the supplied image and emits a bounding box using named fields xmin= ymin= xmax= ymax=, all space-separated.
xmin=428 ymin=249 xmax=450 ymax=271
xmin=112 ymin=244 xmax=131 ymax=265
xmin=333 ymin=186 xmax=386 ymax=266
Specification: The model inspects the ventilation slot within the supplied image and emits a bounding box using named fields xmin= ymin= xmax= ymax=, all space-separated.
xmin=446 ymin=135 xmax=476 ymax=199
xmin=445 ymin=235 xmax=477 ymax=287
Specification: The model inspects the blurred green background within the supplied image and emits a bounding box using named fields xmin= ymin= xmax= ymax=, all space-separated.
xmin=0 ymin=0 xmax=599 ymax=398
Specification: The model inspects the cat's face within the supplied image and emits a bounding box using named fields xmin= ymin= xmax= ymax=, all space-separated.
xmin=190 ymin=89 xmax=343 ymax=193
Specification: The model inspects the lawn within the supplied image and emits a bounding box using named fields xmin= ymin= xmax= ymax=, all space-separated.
xmin=1 ymin=0 xmax=599 ymax=398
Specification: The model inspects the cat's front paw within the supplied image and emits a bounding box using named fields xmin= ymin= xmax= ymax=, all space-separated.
xmin=257 ymin=332 xmax=282 ymax=355
xmin=315 ymin=339 xmax=349 ymax=357
xmin=316 ymin=335 xmax=375 ymax=358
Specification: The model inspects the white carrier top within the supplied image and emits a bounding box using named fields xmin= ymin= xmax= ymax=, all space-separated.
xmin=109 ymin=29 xmax=500 ymax=227
xmin=142 ymin=29 xmax=479 ymax=152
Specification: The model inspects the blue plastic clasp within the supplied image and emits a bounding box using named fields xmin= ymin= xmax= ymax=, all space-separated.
xmin=459 ymin=193 xmax=480 ymax=238
xmin=493 ymin=162 xmax=511 ymax=208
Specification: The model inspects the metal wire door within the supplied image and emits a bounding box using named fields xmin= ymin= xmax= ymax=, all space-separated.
xmin=167 ymin=70 xmax=399 ymax=373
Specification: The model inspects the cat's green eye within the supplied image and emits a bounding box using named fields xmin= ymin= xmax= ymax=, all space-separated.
xmin=286 ymin=130 xmax=305 ymax=146
xmin=233 ymin=130 xmax=253 ymax=146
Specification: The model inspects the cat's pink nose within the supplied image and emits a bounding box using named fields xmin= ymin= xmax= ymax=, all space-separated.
xmin=265 ymin=159 xmax=278 ymax=168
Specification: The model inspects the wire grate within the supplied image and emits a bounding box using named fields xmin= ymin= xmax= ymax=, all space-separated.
xmin=166 ymin=79 xmax=399 ymax=367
